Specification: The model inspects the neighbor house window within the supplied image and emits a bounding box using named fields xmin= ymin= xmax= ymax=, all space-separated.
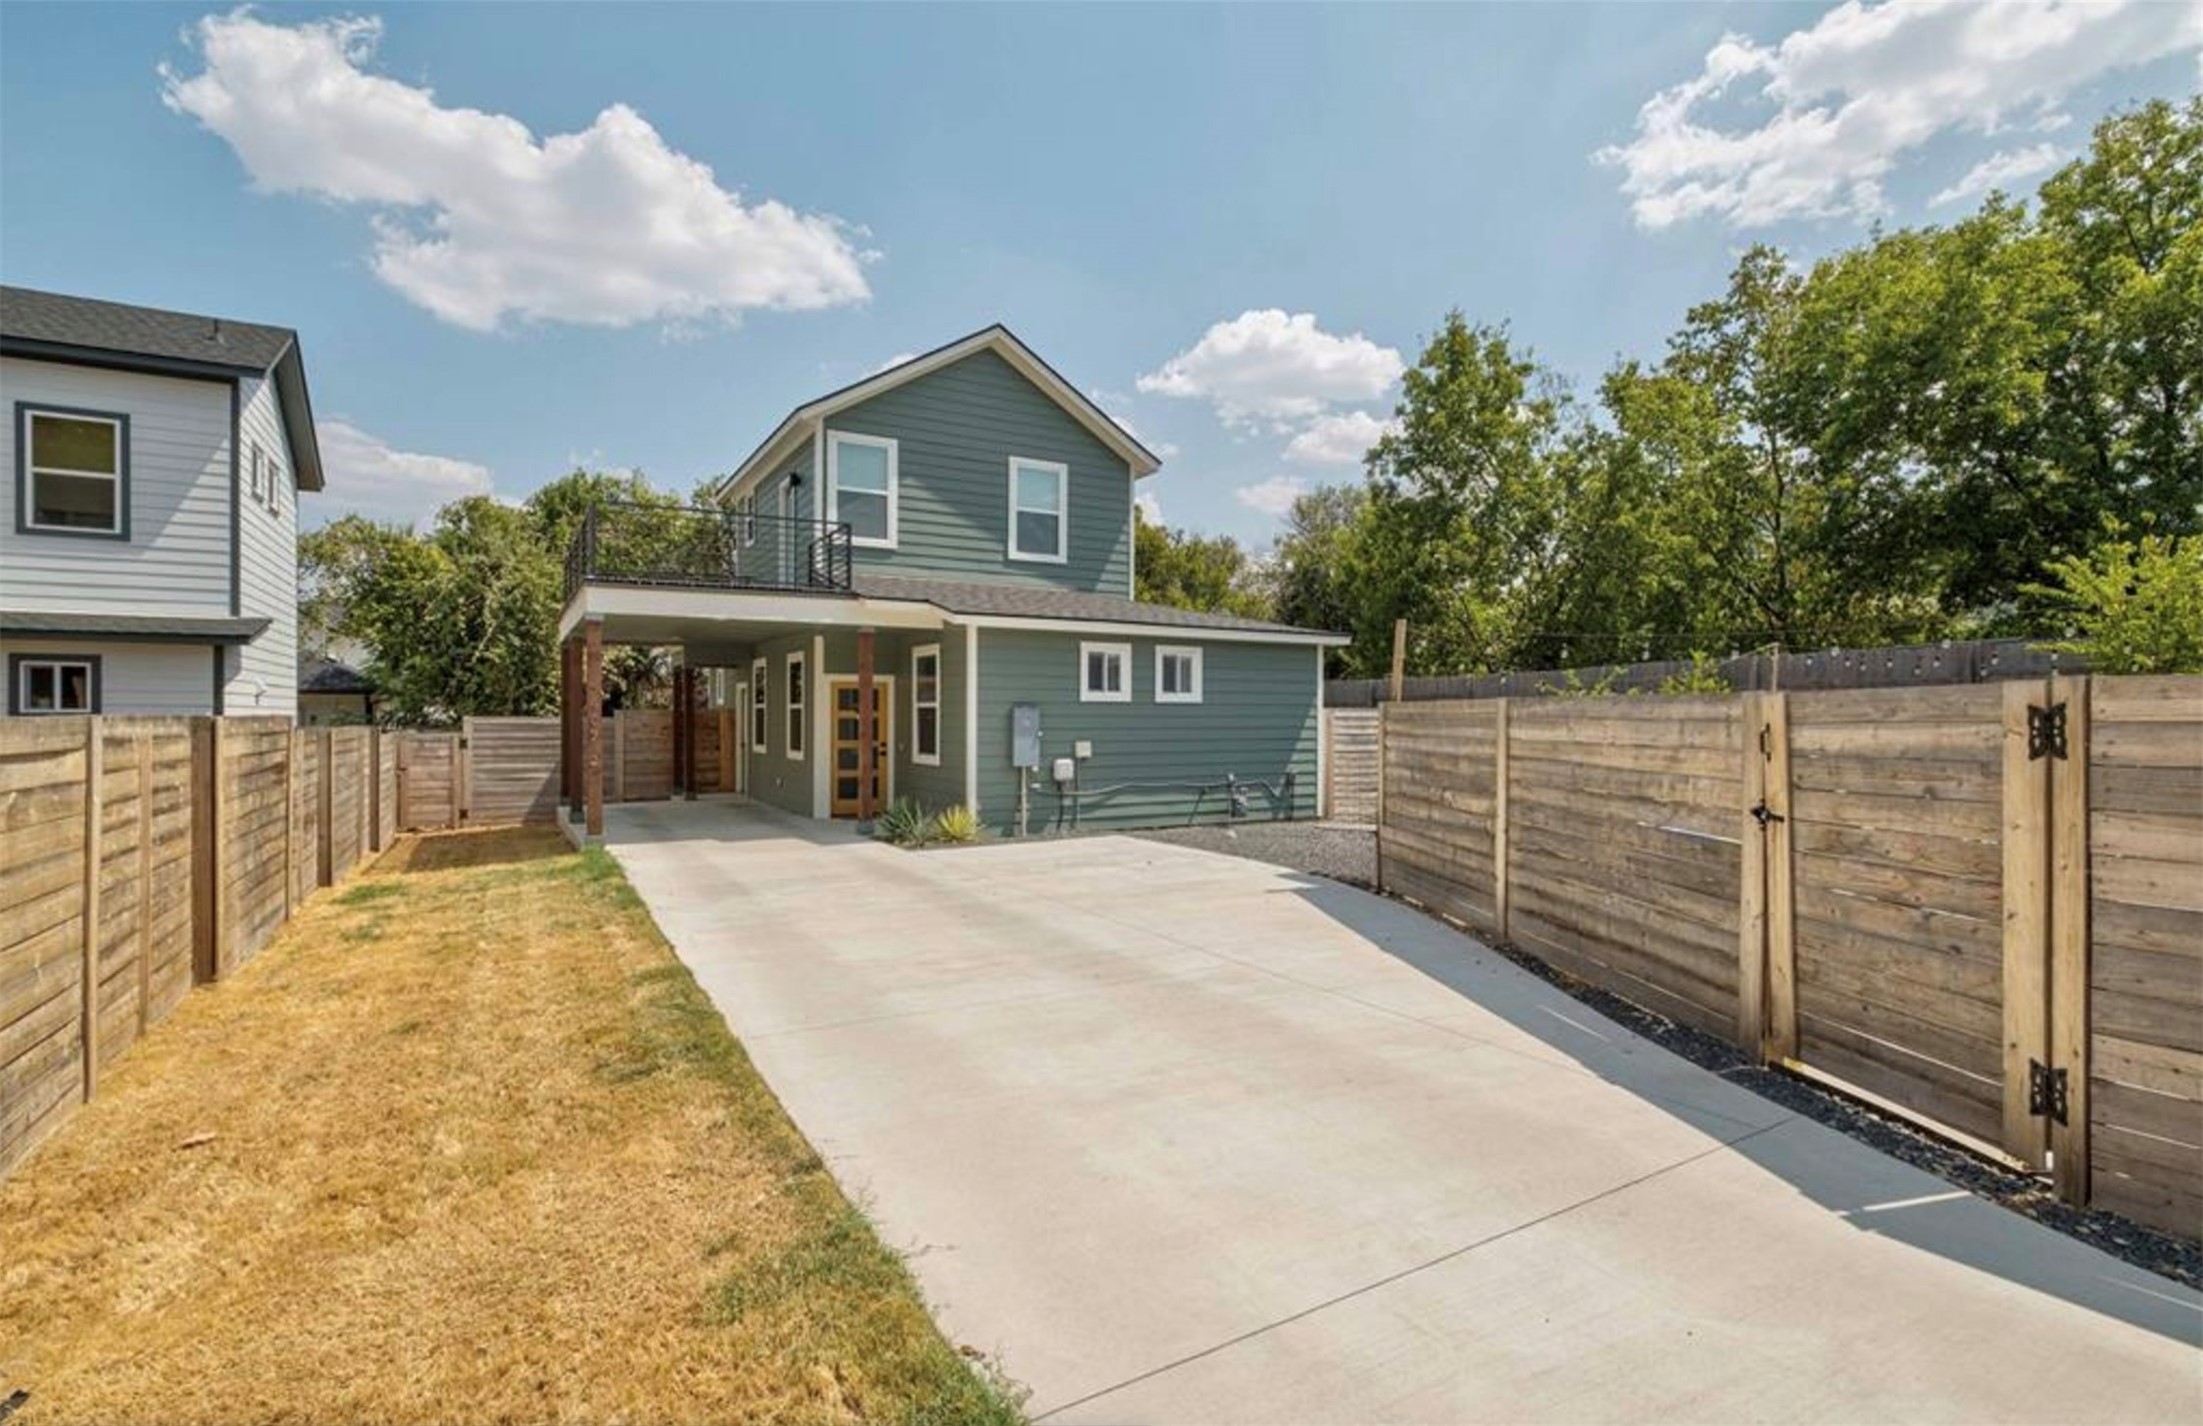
xmin=264 ymin=448 xmax=284 ymax=515
xmin=785 ymin=651 xmax=807 ymax=760
xmin=10 ymin=655 xmax=99 ymax=714
xmin=1007 ymin=457 xmax=1067 ymax=563
xmin=912 ymin=644 xmax=942 ymax=765
xmin=1079 ymin=641 xmax=1131 ymax=703
xmin=249 ymin=443 xmax=265 ymax=504
xmin=751 ymin=659 xmax=769 ymax=753
xmin=19 ymin=406 xmax=127 ymax=537
xmin=1155 ymin=646 xmax=1203 ymax=704
xmin=827 ymin=431 xmax=896 ymax=547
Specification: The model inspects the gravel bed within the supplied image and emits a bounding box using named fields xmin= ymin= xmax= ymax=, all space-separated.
xmin=1131 ymin=821 xmax=2202 ymax=1291
xmin=1127 ymin=820 xmax=1376 ymax=888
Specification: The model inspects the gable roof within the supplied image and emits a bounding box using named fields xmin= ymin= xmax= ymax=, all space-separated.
xmin=0 ymin=285 xmax=325 ymax=491
xmin=716 ymin=325 xmax=1160 ymax=504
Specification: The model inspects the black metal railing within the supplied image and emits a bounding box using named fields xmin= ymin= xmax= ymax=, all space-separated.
xmin=564 ymin=501 xmax=854 ymax=602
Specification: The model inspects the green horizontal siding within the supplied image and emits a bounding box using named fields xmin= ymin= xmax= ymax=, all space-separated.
xmin=827 ymin=350 xmax=1132 ymax=594
xmin=973 ymin=629 xmax=1319 ymax=835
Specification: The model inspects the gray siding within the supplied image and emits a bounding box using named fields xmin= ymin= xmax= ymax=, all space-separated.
xmin=826 ymin=350 xmax=1132 ymax=595
xmin=876 ymin=628 xmax=965 ymax=814
xmin=973 ymin=629 xmax=1319 ymax=836
xmin=0 ymin=357 xmax=232 ymax=615
xmin=1 ymin=637 xmax=217 ymax=716
xmin=743 ymin=631 xmax=814 ymax=818
xmin=229 ymin=374 xmax=298 ymax=718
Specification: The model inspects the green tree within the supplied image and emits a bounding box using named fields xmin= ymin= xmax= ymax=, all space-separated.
xmin=2034 ymin=530 xmax=2203 ymax=674
xmin=1266 ymin=484 xmax=1369 ymax=668
xmin=1134 ymin=506 xmax=1271 ymax=618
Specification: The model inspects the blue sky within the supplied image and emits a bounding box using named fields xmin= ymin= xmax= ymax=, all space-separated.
xmin=3 ymin=2 xmax=2197 ymax=540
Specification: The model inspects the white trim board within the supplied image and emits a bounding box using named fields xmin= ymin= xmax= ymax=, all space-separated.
xmin=960 ymin=613 xmax=1348 ymax=647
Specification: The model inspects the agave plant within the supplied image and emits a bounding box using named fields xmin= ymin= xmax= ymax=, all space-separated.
xmin=873 ymin=798 xmax=931 ymax=847
xmin=928 ymin=803 xmax=983 ymax=844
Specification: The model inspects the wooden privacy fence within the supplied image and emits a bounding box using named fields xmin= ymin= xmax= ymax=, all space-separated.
xmin=385 ymin=717 xmax=565 ymax=832
xmin=2 ymin=716 xmax=402 ymax=1179
xmin=1322 ymin=708 xmax=1379 ymax=822
xmin=1377 ymin=675 xmax=2202 ymax=1239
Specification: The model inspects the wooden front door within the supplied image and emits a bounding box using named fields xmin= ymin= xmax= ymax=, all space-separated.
xmin=829 ymin=678 xmax=892 ymax=817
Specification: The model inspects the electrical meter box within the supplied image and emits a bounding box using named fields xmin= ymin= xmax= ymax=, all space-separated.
xmin=1010 ymin=703 xmax=1043 ymax=768
xmin=1051 ymin=756 xmax=1077 ymax=785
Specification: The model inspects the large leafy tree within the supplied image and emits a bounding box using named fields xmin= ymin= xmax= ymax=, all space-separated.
xmin=1133 ymin=507 xmax=1270 ymax=618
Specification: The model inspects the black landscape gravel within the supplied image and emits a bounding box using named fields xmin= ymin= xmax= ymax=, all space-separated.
xmin=1137 ymin=820 xmax=2203 ymax=1292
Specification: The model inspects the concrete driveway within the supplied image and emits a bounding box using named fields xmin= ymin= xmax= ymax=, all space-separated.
xmin=606 ymin=801 xmax=2201 ymax=1424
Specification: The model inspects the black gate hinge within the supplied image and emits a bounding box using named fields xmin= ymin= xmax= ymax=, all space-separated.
xmin=1749 ymin=799 xmax=1785 ymax=827
xmin=2028 ymin=1059 xmax=2069 ymax=1125
xmin=2027 ymin=702 xmax=2067 ymax=760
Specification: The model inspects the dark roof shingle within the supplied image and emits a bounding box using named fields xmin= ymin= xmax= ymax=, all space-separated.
xmin=852 ymin=572 xmax=1338 ymax=638
xmin=0 ymin=285 xmax=296 ymax=372
xmin=0 ymin=611 xmax=272 ymax=644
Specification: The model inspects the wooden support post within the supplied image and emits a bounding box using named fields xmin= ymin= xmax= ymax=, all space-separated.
xmin=1762 ymin=692 xmax=1797 ymax=1063
xmin=192 ymin=717 xmax=223 ymax=983
xmin=856 ymin=629 xmax=877 ymax=825
xmin=560 ymin=637 xmax=578 ymax=816
xmin=1738 ymin=692 xmax=1769 ymax=1055
xmin=317 ymin=729 xmax=335 ymax=888
xmin=1493 ymin=698 xmax=1512 ymax=944
xmin=2002 ymin=678 xmax=2053 ymax=1167
xmin=1388 ymin=619 xmax=1407 ymax=704
xmin=584 ymin=619 xmax=605 ymax=837
xmin=2048 ymin=673 xmax=2090 ymax=1203
xmin=137 ymin=734 xmax=153 ymax=1036
xmin=81 ymin=717 xmax=103 ymax=1100
xmin=683 ymin=669 xmax=699 ymax=801
xmin=670 ymin=667 xmax=686 ymax=800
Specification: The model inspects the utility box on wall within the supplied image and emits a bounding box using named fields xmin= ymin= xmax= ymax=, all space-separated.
xmin=1011 ymin=703 xmax=1042 ymax=768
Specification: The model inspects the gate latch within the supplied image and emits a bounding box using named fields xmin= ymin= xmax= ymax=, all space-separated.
xmin=2028 ymin=1059 xmax=2069 ymax=1125
xmin=2027 ymin=702 xmax=2068 ymax=761
xmin=1749 ymin=799 xmax=1785 ymax=828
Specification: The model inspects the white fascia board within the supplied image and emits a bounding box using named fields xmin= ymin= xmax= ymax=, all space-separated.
xmin=954 ymin=613 xmax=1350 ymax=647
xmin=557 ymin=584 xmax=945 ymax=641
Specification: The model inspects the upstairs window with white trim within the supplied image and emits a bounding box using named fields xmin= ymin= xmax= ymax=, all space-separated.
xmin=1007 ymin=457 xmax=1067 ymax=563
xmin=1156 ymin=646 xmax=1203 ymax=704
xmin=11 ymin=655 xmax=99 ymax=714
xmin=912 ymin=644 xmax=942 ymax=765
xmin=1080 ymin=641 xmax=1131 ymax=703
xmin=785 ymin=651 xmax=807 ymax=760
xmin=827 ymin=431 xmax=897 ymax=547
xmin=751 ymin=658 xmax=769 ymax=753
xmin=19 ymin=406 xmax=127 ymax=537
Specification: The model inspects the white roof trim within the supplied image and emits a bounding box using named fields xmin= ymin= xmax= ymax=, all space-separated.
xmin=717 ymin=325 xmax=1160 ymax=504
xmin=947 ymin=613 xmax=1350 ymax=647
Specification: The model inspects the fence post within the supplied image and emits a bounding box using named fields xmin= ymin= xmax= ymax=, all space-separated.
xmin=317 ymin=728 xmax=335 ymax=887
xmin=1374 ymin=700 xmax=1388 ymax=893
xmin=718 ymin=708 xmax=735 ymax=794
xmin=1738 ymin=693 xmax=1768 ymax=1054
xmin=1762 ymin=692 xmax=1797 ymax=1062
xmin=2001 ymin=678 xmax=2053 ymax=1167
xmin=81 ymin=716 xmax=103 ymax=1101
xmin=192 ymin=717 xmax=223 ymax=982
xmin=1493 ymin=699 xmax=1511 ymax=944
xmin=615 ymin=710 xmax=628 ymax=805
xmin=2049 ymin=673 xmax=2091 ymax=1204
xmin=281 ymin=726 xmax=296 ymax=917
xmin=137 ymin=733 xmax=152 ymax=1037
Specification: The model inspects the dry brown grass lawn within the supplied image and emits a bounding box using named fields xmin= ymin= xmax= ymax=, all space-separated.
xmin=0 ymin=828 xmax=1020 ymax=1426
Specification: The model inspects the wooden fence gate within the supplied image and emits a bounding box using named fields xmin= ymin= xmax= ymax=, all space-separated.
xmin=395 ymin=732 xmax=459 ymax=831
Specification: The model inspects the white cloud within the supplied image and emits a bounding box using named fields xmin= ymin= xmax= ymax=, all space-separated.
xmin=1138 ymin=310 xmax=1403 ymax=429
xmin=1135 ymin=490 xmax=1164 ymax=524
xmin=1283 ymin=409 xmax=1395 ymax=466
xmin=870 ymin=351 xmax=919 ymax=374
xmin=314 ymin=419 xmax=494 ymax=527
xmin=1598 ymin=0 xmax=2203 ymax=229
xmin=1235 ymin=475 xmax=1308 ymax=517
xmin=161 ymin=11 xmax=872 ymax=330
xmin=1929 ymin=143 xmax=2064 ymax=205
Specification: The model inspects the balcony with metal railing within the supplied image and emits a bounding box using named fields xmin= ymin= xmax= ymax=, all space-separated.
xmin=562 ymin=500 xmax=855 ymax=603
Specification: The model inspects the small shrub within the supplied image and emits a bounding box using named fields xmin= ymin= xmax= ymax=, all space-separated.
xmin=928 ymin=804 xmax=983 ymax=844
xmin=1536 ymin=666 xmax=1626 ymax=698
xmin=1657 ymin=651 xmax=1734 ymax=695
xmin=873 ymin=798 xmax=930 ymax=847
xmin=2031 ymin=531 xmax=2203 ymax=674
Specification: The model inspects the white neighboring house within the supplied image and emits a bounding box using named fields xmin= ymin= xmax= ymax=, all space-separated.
xmin=0 ymin=286 xmax=323 ymax=718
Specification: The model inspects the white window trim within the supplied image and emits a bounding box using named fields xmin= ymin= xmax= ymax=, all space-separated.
xmin=14 ymin=656 xmax=98 ymax=714
xmin=751 ymin=657 xmax=769 ymax=754
xmin=911 ymin=643 xmax=943 ymax=766
xmin=826 ymin=430 xmax=898 ymax=549
xmin=785 ymin=650 xmax=807 ymax=761
xmin=1079 ymin=641 xmax=1132 ymax=704
xmin=23 ymin=407 xmax=125 ymax=536
xmin=1155 ymin=645 xmax=1204 ymax=704
xmin=1006 ymin=456 xmax=1069 ymax=564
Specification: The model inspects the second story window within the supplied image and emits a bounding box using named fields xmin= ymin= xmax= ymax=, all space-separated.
xmin=1007 ymin=457 xmax=1067 ymax=563
xmin=827 ymin=431 xmax=897 ymax=548
xmin=19 ymin=406 xmax=127 ymax=538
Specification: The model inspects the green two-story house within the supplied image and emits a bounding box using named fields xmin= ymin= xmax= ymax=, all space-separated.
xmin=555 ymin=325 xmax=1344 ymax=837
